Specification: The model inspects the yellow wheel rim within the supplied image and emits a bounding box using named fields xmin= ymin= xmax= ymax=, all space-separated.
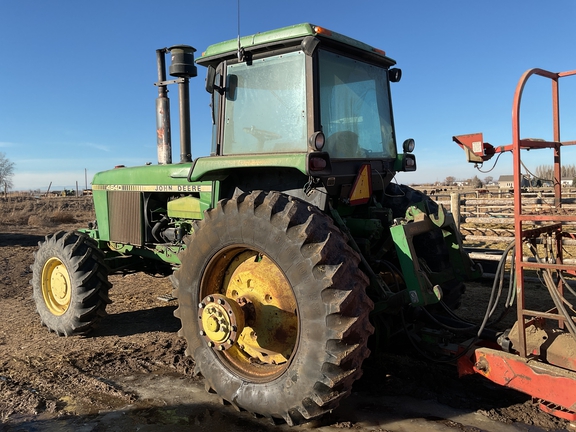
xmin=200 ymin=248 xmax=298 ymax=382
xmin=41 ymin=257 xmax=72 ymax=315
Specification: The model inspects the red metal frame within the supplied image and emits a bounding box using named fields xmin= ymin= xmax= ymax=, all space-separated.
xmin=510 ymin=69 xmax=576 ymax=357
xmin=458 ymin=347 xmax=576 ymax=421
xmin=455 ymin=68 xmax=576 ymax=421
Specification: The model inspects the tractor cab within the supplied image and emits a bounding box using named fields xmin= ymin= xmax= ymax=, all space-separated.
xmin=195 ymin=23 xmax=415 ymax=205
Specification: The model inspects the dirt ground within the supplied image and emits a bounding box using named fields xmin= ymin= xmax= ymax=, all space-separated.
xmin=0 ymin=197 xmax=572 ymax=431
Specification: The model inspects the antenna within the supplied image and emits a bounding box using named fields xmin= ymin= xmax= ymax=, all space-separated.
xmin=237 ymin=0 xmax=245 ymax=61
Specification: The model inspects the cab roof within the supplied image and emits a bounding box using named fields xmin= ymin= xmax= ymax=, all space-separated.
xmin=196 ymin=23 xmax=396 ymax=67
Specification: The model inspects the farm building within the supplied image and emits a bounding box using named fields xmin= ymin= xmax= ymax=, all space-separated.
xmin=497 ymin=175 xmax=532 ymax=189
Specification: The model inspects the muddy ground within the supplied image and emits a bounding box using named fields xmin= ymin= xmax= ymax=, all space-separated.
xmin=0 ymin=197 xmax=572 ymax=431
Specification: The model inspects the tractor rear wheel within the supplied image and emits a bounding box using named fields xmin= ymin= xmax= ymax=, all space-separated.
xmin=30 ymin=231 xmax=112 ymax=336
xmin=171 ymin=191 xmax=373 ymax=425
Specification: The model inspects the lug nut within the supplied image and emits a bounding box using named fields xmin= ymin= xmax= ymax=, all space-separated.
xmin=199 ymin=330 xmax=206 ymax=336
xmin=217 ymin=298 xmax=225 ymax=305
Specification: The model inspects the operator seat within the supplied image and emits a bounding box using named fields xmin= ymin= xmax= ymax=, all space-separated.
xmin=325 ymin=131 xmax=364 ymax=158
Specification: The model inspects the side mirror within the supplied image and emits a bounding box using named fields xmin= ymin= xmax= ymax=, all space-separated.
xmin=205 ymin=65 xmax=216 ymax=94
xmin=227 ymin=74 xmax=238 ymax=101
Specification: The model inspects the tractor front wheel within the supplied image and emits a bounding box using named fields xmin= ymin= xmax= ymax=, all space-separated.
xmin=171 ymin=191 xmax=373 ymax=425
xmin=30 ymin=231 xmax=112 ymax=336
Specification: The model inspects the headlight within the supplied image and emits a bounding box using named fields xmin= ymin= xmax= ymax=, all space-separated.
xmin=389 ymin=68 xmax=402 ymax=83
xmin=309 ymin=131 xmax=325 ymax=151
xmin=403 ymin=138 xmax=415 ymax=153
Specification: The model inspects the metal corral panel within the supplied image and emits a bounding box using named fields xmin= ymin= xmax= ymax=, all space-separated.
xmin=107 ymin=191 xmax=143 ymax=246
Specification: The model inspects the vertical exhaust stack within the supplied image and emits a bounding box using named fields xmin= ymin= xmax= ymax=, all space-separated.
xmin=169 ymin=45 xmax=197 ymax=163
xmin=155 ymin=48 xmax=172 ymax=165
xmin=155 ymin=45 xmax=197 ymax=164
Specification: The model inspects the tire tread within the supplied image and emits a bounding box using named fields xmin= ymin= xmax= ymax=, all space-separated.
xmin=172 ymin=191 xmax=373 ymax=424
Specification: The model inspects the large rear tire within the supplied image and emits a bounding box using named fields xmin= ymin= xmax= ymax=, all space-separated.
xmin=30 ymin=231 xmax=112 ymax=336
xmin=171 ymin=191 xmax=373 ymax=425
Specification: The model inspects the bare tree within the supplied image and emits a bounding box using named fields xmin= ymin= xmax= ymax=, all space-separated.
xmin=0 ymin=152 xmax=15 ymax=192
xmin=483 ymin=175 xmax=493 ymax=185
xmin=535 ymin=164 xmax=576 ymax=180
xmin=445 ymin=176 xmax=455 ymax=186
xmin=470 ymin=175 xmax=483 ymax=188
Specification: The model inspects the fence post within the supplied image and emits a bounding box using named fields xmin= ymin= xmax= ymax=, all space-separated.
xmin=450 ymin=192 xmax=461 ymax=230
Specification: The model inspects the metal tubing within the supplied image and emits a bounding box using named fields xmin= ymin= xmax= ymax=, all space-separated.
xmin=156 ymin=97 xmax=172 ymax=164
xmin=552 ymin=78 xmax=562 ymax=207
xmin=509 ymin=68 xmax=576 ymax=358
xmin=156 ymin=48 xmax=172 ymax=165
xmin=511 ymin=68 xmax=557 ymax=357
xmin=178 ymin=78 xmax=192 ymax=163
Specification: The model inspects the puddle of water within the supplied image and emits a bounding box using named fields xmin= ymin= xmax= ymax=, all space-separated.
xmin=6 ymin=373 xmax=559 ymax=432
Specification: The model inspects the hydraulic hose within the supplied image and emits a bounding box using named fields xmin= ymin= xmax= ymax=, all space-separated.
xmin=528 ymin=243 xmax=576 ymax=340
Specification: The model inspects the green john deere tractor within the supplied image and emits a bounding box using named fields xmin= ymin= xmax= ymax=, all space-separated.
xmin=31 ymin=23 xmax=480 ymax=425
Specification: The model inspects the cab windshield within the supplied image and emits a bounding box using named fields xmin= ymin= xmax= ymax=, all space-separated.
xmin=319 ymin=50 xmax=396 ymax=159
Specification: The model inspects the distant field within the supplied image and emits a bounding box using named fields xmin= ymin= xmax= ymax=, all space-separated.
xmin=0 ymin=195 xmax=94 ymax=229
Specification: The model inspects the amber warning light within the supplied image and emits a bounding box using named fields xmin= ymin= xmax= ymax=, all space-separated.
xmin=313 ymin=26 xmax=333 ymax=36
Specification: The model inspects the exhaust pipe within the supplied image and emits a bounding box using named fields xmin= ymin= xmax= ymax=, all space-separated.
xmin=155 ymin=48 xmax=172 ymax=165
xmin=155 ymin=45 xmax=197 ymax=164
xmin=169 ymin=45 xmax=197 ymax=163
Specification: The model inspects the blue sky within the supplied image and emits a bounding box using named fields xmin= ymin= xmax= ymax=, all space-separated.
xmin=1 ymin=1 xmax=576 ymax=191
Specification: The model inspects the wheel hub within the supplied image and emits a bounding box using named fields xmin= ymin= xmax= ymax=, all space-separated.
xmin=198 ymin=294 xmax=245 ymax=351
xmin=42 ymin=258 xmax=72 ymax=315
xmin=223 ymin=253 xmax=297 ymax=364
xmin=50 ymin=266 xmax=69 ymax=300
